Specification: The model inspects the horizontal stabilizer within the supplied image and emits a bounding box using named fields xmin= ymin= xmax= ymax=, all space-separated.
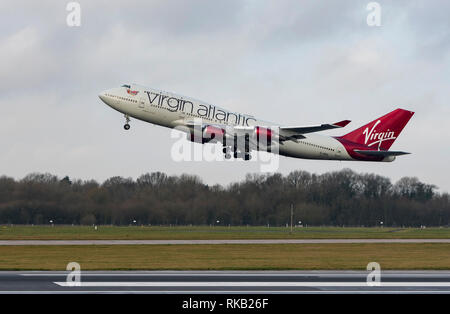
xmin=354 ymin=150 xmax=410 ymax=157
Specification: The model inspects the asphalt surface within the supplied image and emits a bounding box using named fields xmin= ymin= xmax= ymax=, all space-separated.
xmin=1 ymin=271 xmax=450 ymax=293
xmin=1 ymin=239 xmax=450 ymax=245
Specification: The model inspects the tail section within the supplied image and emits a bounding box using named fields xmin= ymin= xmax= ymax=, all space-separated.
xmin=340 ymin=108 xmax=414 ymax=150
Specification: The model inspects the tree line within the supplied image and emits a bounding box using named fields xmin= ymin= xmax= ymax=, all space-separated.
xmin=0 ymin=169 xmax=448 ymax=227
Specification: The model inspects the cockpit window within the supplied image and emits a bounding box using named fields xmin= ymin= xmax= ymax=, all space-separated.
xmin=121 ymin=84 xmax=131 ymax=88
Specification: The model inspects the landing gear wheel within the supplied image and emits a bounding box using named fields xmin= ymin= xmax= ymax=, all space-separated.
xmin=224 ymin=153 xmax=231 ymax=160
xmin=244 ymin=153 xmax=252 ymax=161
xmin=223 ymin=146 xmax=231 ymax=154
xmin=123 ymin=114 xmax=131 ymax=130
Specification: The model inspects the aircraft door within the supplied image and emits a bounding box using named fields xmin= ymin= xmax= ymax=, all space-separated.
xmin=138 ymin=95 xmax=145 ymax=109
xmin=335 ymin=145 xmax=343 ymax=159
xmin=141 ymin=96 xmax=157 ymax=115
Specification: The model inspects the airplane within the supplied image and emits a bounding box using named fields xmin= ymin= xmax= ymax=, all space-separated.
xmin=99 ymin=83 xmax=414 ymax=162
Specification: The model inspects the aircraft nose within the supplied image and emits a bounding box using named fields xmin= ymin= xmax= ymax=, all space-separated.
xmin=98 ymin=91 xmax=108 ymax=103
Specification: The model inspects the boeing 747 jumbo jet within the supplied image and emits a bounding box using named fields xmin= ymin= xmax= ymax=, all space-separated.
xmin=99 ymin=84 xmax=414 ymax=162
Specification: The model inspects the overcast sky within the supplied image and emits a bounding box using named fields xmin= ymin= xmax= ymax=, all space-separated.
xmin=0 ymin=0 xmax=449 ymax=191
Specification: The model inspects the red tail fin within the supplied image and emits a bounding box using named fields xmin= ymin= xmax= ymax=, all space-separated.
xmin=340 ymin=108 xmax=414 ymax=150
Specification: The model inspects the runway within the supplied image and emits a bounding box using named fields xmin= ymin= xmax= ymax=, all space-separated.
xmin=1 ymin=271 xmax=450 ymax=293
xmin=1 ymin=239 xmax=450 ymax=245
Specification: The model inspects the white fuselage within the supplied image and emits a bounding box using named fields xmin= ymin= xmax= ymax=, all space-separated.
xmin=99 ymin=84 xmax=354 ymax=161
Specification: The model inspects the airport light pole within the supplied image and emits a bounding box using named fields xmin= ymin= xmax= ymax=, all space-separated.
xmin=290 ymin=204 xmax=293 ymax=234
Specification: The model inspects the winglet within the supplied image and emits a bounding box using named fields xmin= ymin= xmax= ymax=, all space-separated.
xmin=332 ymin=120 xmax=351 ymax=128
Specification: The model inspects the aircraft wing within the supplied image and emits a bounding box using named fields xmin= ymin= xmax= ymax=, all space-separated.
xmin=180 ymin=119 xmax=352 ymax=146
xmin=279 ymin=120 xmax=351 ymax=140
xmin=354 ymin=150 xmax=410 ymax=156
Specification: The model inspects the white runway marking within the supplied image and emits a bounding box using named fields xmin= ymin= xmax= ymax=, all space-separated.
xmin=2 ymin=290 xmax=449 ymax=294
xmin=53 ymin=281 xmax=450 ymax=287
xmin=2 ymin=271 xmax=450 ymax=293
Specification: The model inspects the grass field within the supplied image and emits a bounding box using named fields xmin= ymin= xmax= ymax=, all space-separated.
xmin=1 ymin=226 xmax=449 ymax=270
xmin=1 ymin=225 xmax=449 ymax=240
xmin=0 ymin=243 xmax=449 ymax=270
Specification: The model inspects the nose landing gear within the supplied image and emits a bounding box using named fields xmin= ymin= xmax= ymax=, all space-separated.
xmin=124 ymin=114 xmax=131 ymax=130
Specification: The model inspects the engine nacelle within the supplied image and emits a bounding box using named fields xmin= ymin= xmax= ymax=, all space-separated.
xmin=203 ymin=125 xmax=225 ymax=142
xmin=254 ymin=126 xmax=278 ymax=145
xmin=187 ymin=132 xmax=204 ymax=143
xmin=255 ymin=126 xmax=272 ymax=143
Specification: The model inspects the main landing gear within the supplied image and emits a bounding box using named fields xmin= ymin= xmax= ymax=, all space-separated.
xmin=223 ymin=147 xmax=251 ymax=160
xmin=223 ymin=146 xmax=232 ymax=160
xmin=226 ymin=150 xmax=251 ymax=160
xmin=222 ymin=135 xmax=252 ymax=161
xmin=124 ymin=114 xmax=131 ymax=130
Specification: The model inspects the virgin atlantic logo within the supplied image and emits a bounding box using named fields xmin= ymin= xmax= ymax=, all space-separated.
xmin=127 ymin=89 xmax=139 ymax=96
xmin=363 ymin=120 xmax=396 ymax=148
